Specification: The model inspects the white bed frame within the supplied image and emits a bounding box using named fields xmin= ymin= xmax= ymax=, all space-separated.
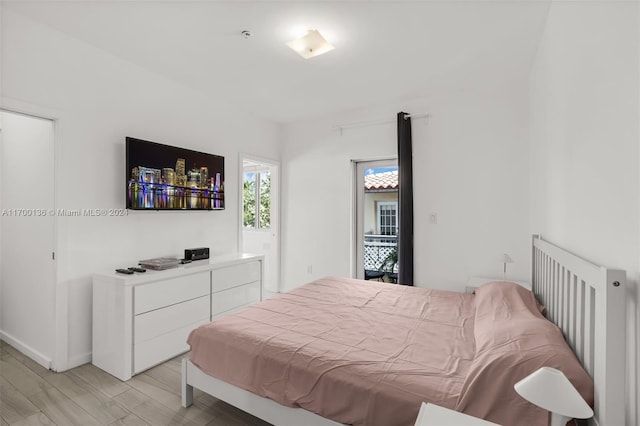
xmin=182 ymin=235 xmax=626 ymax=426
xmin=531 ymin=235 xmax=626 ymax=426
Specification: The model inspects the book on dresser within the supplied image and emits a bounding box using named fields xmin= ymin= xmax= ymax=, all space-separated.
xmin=92 ymin=253 xmax=263 ymax=381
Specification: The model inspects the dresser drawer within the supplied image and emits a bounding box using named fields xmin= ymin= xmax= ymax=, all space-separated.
xmin=133 ymin=319 xmax=208 ymax=374
xmin=212 ymin=261 xmax=260 ymax=292
xmin=134 ymin=272 xmax=209 ymax=315
xmin=212 ymin=281 xmax=261 ymax=316
xmin=134 ymin=295 xmax=210 ymax=344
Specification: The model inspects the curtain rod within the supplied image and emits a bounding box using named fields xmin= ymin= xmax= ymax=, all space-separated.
xmin=333 ymin=112 xmax=429 ymax=135
xmin=403 ymin=112 xmax=429 ymax=120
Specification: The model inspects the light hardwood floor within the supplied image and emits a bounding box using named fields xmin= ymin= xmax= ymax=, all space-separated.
xmin=0 ymin=340 xmax=272 ymax=426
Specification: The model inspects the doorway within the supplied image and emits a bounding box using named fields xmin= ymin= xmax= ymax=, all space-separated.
xmin=240 ymin=156 xmax=280 ymax=295
xmin=0 ymin=110 xmax=56 ymax=368
xmin=354 ymin=159 xmax=399 ymax=282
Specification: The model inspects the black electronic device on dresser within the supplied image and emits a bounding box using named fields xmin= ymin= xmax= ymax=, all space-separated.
xmin=184 ymin=247 xmax=210 ymax=261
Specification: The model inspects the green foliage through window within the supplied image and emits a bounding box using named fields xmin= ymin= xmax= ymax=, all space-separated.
xmin=259 ymin=172 xmax=270 ymax=228
xmin=243 ymin=177 xmax=256 ymax=228
xmin=243 ymin=170 xmax=270 ymax=229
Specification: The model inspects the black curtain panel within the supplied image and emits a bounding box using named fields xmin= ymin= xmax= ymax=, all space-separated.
xmin=396 ymin=112 xmax=414 ymax=286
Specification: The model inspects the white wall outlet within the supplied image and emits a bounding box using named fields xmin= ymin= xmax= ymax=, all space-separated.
xmin=429 ymin=213 xmax=438 ymax=224
xmin=307 ymin=265 xmax=313 ymax=274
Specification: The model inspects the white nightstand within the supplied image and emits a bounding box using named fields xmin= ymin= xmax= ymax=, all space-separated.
xmin=414 ymin=403 xmax=500 ymax=426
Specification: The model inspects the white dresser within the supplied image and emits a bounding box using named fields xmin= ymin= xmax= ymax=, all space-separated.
xmin=92 ymin=253 xmax=263 ymax=381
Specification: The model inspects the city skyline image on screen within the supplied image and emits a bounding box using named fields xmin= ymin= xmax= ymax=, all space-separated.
xmin=126 ymin=137 xmax=225 ymax=210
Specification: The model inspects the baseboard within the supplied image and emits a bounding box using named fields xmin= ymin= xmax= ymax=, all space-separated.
xmin=0 ymin=330 xmax=52 ymax=370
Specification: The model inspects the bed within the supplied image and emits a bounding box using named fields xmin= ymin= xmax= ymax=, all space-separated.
xmin=182 ymin=235 xmax=626 ymax=426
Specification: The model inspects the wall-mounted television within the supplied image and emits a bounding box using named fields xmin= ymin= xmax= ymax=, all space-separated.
xmin=126 ymin=137 xmax=224 ymax=210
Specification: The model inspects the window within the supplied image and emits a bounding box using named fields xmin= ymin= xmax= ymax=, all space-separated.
xmin=243 ymin=170 xmax=271 ymax=229
xmin=377 ymin=202 xmax=397 ymax=235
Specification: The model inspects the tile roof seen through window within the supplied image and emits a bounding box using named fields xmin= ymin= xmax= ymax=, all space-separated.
xmin=364 ymin=170 xmax=398 ymax=191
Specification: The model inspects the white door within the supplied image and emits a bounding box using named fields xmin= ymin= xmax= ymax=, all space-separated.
xmin=354 ymin=159 xmax=398 ymax=281
xmin=0 ymin=110 xmax=56 ymax=368
xmin=240 ymin=157 xmax=280 ymax=294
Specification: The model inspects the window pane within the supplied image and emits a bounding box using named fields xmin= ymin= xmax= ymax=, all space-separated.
xmin=378 ymin=202 xmax=397 ymax=235
xmin=243 ymin=172 xmax=256 ymax=228
xmin=259 ymin=171 xmax=271 ymax=229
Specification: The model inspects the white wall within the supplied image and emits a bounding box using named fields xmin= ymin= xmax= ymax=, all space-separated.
xmin=2 ymin=10 xmax=280 ymax=370
xmin=529 ymin=2 xmax=639 ymax=425
xmin=281 ymin=81 xmax=530 ymax=291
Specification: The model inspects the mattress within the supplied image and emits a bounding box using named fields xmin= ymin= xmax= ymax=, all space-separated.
xmin=188 ymin=277 xmax=476 ymax=426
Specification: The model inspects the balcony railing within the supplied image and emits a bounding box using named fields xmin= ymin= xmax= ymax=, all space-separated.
xmin=364 ymin=234 xmax=397 ymax=272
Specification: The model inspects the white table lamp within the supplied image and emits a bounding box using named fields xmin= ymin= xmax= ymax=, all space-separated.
xmin=502 ymin=254 xmax=514 ymax=280
xmin=514 ymin=367 xmax=593 ymax=426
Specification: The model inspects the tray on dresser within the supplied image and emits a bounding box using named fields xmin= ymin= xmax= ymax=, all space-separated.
xmin=138 ymin=257 xmax=180 ymax=270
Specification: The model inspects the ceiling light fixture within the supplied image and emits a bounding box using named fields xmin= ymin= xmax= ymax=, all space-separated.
xmin=286 ymin=29 xmax=334 ymax=59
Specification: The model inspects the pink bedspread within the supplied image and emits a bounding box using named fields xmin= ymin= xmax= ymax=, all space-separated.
xmin=455 ymin=282 xmax=593 ymax=426
xmin=188 ymin=277 xmax=476 ymax=426
xmin=188 ymin=278 xmax=593 ymax=426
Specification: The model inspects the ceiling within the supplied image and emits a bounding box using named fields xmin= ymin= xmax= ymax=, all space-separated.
xmin=4 ymin=1 xmax=550 ymax=124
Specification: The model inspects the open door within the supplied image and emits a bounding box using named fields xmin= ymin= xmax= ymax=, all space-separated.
xmin=240 ymin=156 xmax=280 ymax=295
xmin=354 ymin=159 xmax=398 ymax=283
xmin=0 ymin=110 xmax=57 ymax=368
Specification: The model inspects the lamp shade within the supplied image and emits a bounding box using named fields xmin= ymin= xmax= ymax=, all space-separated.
xmin=514 ymin=367 xmax=593 ymax=419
